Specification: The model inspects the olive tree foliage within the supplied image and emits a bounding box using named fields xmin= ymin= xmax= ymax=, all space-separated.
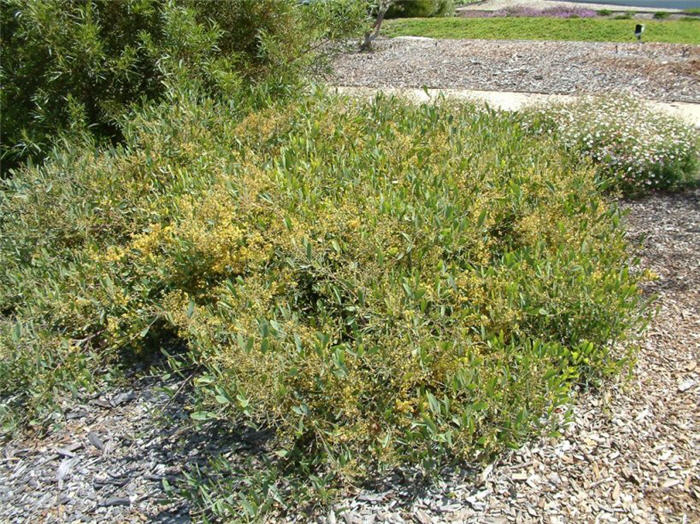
xmin=387 ymin=0 xmax=455 ymax=18
xmin=0 ymin=0 xmax=365 ymax=174
xmin=359 ymin=0 xmax=455 ymax=51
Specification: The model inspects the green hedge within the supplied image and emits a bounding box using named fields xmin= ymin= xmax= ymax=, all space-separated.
xmin=387 ymin=0 xmax=455 ymax=18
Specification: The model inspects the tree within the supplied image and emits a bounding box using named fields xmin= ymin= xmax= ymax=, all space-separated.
xmin=361 ymin=0 xmax=395 ymax=51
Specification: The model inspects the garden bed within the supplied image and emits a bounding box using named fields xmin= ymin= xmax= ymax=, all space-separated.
xmin=456 ymin=6 xmax=700 ymax=20
xmin=3 ymin=1 xmax=696 ymax=521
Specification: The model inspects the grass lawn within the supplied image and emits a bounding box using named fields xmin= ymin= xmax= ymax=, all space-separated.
xmin=384 ymin=17 xmax=700 ymax=44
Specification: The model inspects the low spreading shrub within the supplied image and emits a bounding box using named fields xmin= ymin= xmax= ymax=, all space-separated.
xmin=1 ymin=92 xmax=650 ymax=515
xmin=521 ymin=97 xmax=699 ymax=194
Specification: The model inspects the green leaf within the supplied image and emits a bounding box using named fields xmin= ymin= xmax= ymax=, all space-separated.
xmin=190 ymin=411 xmax=214 ymax=421
xmin=186 ymin=299 xmax=195 ymax=318
xmin=426 ymin=391 xmax=440 ymax=416
xmin=195 ymin=375 xmax=215 ymax=386
xmin=214 ymin=394 xmax=230 ymax=405
xmin=236 ymin=394 xmax=250 ymax=408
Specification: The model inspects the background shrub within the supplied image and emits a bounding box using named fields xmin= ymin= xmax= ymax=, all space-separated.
xmin=1 ymin=92 xmax=650 ymax=511
xmin=0 ymin=0 xmax=365 ymax=174
xmin=521 ymin=97 xmax=699 ymax=194
xmin=387 ymin=0 xmax=455 ymax=18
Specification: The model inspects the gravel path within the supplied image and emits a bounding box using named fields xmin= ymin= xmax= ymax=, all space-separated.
xmin=331 ymin=38 xmax=700 ymax=103
xmin=332 ymin=86 xmax=700 ymax=127
xmin=1 ymin=190 xmax=697 ymax=523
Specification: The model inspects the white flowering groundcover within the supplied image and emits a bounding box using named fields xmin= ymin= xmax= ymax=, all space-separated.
xmin=524 ymin=97 xmax=698 ymax=193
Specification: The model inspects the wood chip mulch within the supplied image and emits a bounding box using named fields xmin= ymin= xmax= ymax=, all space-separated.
xmin=331 ymin=38 xmax=700 ymax=103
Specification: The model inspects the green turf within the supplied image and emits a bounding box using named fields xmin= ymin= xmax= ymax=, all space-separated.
xmin=384 ymin=17 xmax=700 ymax=44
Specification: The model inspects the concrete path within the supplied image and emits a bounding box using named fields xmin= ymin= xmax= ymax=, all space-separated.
xmin=331 ymin=86 xmax=700 ymax=127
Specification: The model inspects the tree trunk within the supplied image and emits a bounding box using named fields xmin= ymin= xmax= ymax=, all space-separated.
xmin=361 ymin=1 xmax=392 ymax=52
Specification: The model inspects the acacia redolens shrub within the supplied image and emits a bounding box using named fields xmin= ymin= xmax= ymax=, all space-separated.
xmin=0 ymin=94 xmax=649 ymax=487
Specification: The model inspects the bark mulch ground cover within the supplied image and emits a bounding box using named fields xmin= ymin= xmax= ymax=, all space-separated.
xmin=331 ymin=38 xmax=700 ymax=103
